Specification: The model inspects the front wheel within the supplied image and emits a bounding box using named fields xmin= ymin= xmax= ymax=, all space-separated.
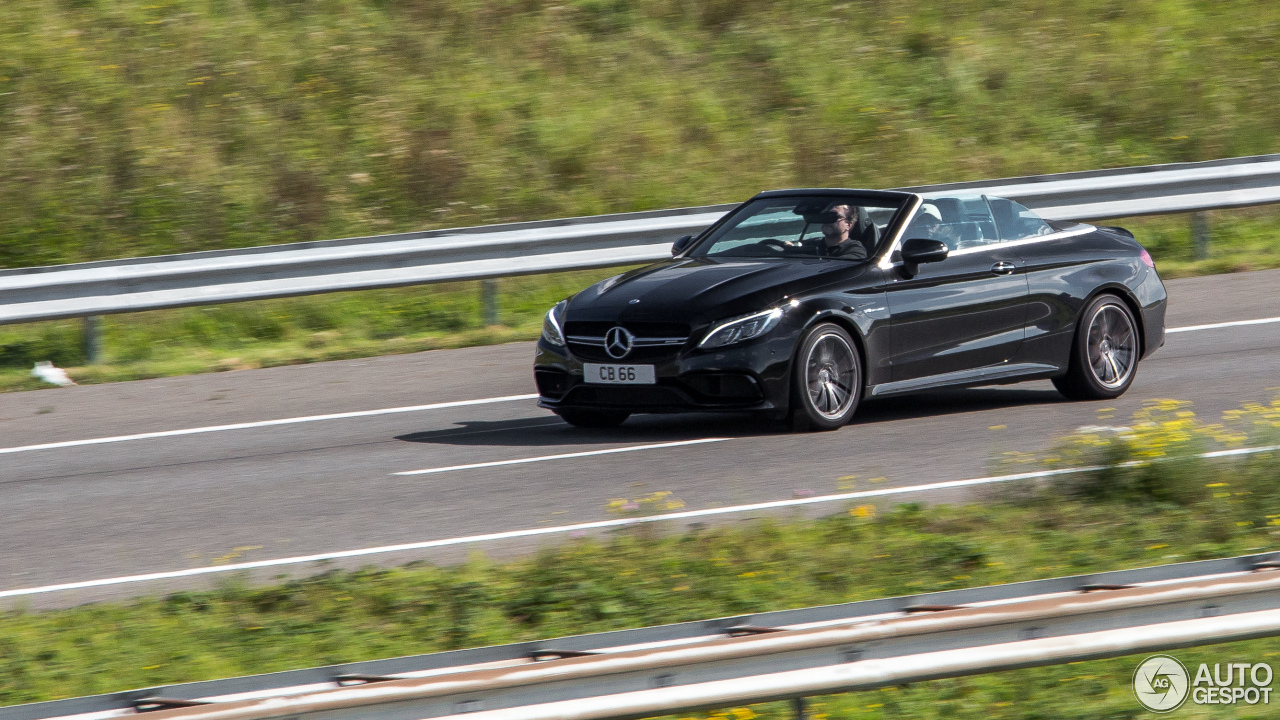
xmin=555 ymin=408 xmax=631 ymax=428
xmin=788 ymin=323 xmax=862 ymax=431
xmin=1053 ymin=294 xmax=1140 ymax=400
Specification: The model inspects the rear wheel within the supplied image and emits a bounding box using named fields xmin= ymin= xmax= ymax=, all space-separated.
xmin=555 ymin=408 xmax=631 ymax=428
xmin=788 ymin=323 xmax=862 ymax=432
xmin=1053 ymin=294 xmax=1140 ymax=400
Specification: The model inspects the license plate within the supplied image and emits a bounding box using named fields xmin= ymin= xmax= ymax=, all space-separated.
xmin=584 ymin=363 xmax=656 ymax=385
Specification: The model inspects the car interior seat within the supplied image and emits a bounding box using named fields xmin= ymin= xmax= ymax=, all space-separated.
xmin=853 ymin=207 xmax=880 ymax=257
xmin=988 ymin=197 xmax=1020 ymax=240
xmin=954 ymin=221 xmax=982 ymax=247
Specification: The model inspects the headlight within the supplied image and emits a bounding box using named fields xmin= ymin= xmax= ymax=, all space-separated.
xmin=541 ymin=300 xmax=567 ymax=347
xmin=699 ymin=307 xmax=784 ymax=349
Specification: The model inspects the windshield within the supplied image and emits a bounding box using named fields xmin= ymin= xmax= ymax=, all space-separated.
xmin=689 ymin=195 xmax=907 ymax=261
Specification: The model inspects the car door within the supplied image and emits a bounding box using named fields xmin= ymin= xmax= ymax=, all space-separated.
xmin=987 ymin=196 xmax=1120 ymax=368
xmin=885 ymin=196 xmax=1030 ymax=383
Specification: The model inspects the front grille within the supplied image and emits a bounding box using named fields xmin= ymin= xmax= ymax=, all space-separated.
xmin=566 ymin=340 xmax=685 ymax=363
xmin=563 ymin=321 xmax=691 ymax=363
xmin=564 ymin=321 xmax=690 ymax=337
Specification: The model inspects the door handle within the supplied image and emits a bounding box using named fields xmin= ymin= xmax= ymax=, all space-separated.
xmin=991 ymin=261 xmax=1016 ymax=275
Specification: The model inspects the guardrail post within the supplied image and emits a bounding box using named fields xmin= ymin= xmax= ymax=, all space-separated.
xmin=792 ymin=696 xmax=808 ymax=720
xmin=1192 ymin=211 xmax=1211 ymax=260
xmin=83 ymin=315 xmax=103 ymax=364
xmin=481 ymin=279 xmax=499 ymax=326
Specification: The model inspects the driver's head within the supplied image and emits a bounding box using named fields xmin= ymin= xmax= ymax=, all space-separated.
xmin=822 ymin=204 xmax=854 ymax=243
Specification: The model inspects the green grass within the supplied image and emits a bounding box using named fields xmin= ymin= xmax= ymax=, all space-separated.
xmin=1112 ymin=207 xmax=1280 ymax=278
xmin=4 ymin=0 xmax=1280 ymax=389
xmin=2 ymin=397 xmax=1280 ymax=716
xmin=2 ymin=0 xmax=1280 ymax=267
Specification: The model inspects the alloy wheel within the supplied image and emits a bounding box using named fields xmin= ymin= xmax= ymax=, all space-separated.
xmin=1086 ymin=303 xmax=1137 ymax=389
xmin=804 ymin=331 xmax=858 ymax=419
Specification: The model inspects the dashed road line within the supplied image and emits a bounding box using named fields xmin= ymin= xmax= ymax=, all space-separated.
xmin=393 ymin=438 xmax=730 ymax=476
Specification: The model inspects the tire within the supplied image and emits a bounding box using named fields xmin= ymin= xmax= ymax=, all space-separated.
xmin=1053 ymin=294 xmax=1140 ymax=400
xmin=555 ymin=408 xmax=631 ymax=428
xmin=788 ymin=323 xmax=862 ymax=431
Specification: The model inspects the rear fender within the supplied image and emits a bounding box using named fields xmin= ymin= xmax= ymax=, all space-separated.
xmin=1081 ymin=283 xmax=1147 ymax=358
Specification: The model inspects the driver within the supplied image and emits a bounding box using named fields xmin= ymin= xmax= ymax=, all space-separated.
xmin=819 ymin=204 xmax=868 ymax=260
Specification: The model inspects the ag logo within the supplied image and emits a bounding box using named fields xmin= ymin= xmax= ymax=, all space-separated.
xmin=1134 ymin=655 xmax=1190 ymax=712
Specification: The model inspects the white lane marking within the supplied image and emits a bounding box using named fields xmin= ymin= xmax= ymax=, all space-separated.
xmin=0 ymin=394 xmax=539 ymax=456
xmin=6 ymin=442 xmax=1277 ymax=600
xmin=1168 ymin=316 xmax=1280 ymax=334
xmin=393 ymin=438 xmax=729 ymax=476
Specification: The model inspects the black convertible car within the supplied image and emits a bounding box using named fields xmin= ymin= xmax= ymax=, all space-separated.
xmin=534 ymin=189 xmax=1167 ymax=430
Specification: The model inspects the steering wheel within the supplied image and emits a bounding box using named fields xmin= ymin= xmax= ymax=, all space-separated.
xmin=758 ymin=238 xmax=790 ymax=253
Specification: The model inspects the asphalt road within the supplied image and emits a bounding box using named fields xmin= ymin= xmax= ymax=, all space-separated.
xmin=2 ymin=269 xmax=1279 ymax=602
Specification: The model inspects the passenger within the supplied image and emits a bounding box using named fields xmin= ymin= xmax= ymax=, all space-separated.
xmin=903 ymin=205 xmax=957 ymax=249
xmin=819 ymin=204 xmax=868 ymax=260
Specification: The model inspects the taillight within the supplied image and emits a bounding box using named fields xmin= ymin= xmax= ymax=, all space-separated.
xmin=1139 ymin=249 xmax=1155 ymax=269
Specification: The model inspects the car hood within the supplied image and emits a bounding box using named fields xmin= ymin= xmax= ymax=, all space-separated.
xmin=565 ymin=257 xmax=866 ymax=328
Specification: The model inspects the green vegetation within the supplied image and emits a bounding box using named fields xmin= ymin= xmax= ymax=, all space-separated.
xmin=2 ymin=397 xmax=1279 ymax=716
xmin=4 ymin=0 xmax=1280 ymax=266
xmin=3 ymin=0 xmax=1280 ymax=389
xmin=1115 ymin=207 xmax=1280 ymax=278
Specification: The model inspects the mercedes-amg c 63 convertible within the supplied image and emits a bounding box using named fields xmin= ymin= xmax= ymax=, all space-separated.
xmin=534 ymin=189 xmax=1167 ymax=430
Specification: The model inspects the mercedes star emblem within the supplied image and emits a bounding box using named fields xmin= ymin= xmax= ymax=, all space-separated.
xmin=604 ymin=326 xmax=635 ymax=359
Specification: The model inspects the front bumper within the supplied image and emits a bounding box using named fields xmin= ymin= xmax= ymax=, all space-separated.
xmin=534 ymin=335 xmax=794 ymax=415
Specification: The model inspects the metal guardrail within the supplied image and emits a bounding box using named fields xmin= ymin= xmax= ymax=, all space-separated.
xmin=905 ymin=151 xmax=1280 ymax=218
xmin=5 ymin=552 xmax=1279 ymax=720
xmin=0 ymin=205 xmax=736 ymax=325
xmin=2 ymin=154 xmax=1279 ymax=327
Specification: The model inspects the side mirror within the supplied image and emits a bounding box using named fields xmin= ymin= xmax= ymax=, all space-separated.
xmin=899 ymin=237 xmax=948 ymax=277
xmin=671 ymin=235 xmax=694 ymax=256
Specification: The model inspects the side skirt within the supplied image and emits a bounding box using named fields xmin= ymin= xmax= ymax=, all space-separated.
xmin=868 ymin=362 xmax=1062 ymax=398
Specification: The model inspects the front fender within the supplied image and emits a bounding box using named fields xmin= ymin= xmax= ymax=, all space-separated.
xmin=789 ymin=276 xmax=891 ymax=387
